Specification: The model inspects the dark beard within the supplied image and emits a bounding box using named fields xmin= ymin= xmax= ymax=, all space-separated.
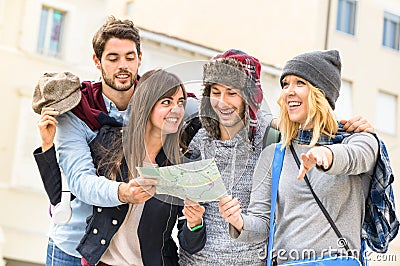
xmin=102 ymin=68 xmax=136 ymax=92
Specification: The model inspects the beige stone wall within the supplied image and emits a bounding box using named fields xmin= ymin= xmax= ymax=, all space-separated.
xmin=0 ymin=0 xmax=106 ymax=264
xmin=1 ymin=0 xmax=399 ymax=265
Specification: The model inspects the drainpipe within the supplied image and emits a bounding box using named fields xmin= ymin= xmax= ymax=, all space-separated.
xmin=324 ymin=0 xmax=332 ymax=50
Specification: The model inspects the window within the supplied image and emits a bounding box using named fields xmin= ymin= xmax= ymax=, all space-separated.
xmin=336 ymin=0 xmax=357 ymax=35
xmin=383 ymin=12 xmax=400 ymax=51
xmin=37 ymin=6 xmax=65 ymax=57
xmin=375 ymin=92 xmax=397 ymax=135
xmin=334 ymin=80 xmax=353 ymax=120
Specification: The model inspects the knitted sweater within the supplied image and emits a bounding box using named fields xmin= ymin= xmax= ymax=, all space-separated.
xmin=231 ymin=132 xmax=378 ymax=264
xmin=179 ymin=110 xmax=273 ymax=265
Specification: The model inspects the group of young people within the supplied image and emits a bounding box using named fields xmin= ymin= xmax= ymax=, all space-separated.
xmin=32 ymin=16 xmax=385 ymax=266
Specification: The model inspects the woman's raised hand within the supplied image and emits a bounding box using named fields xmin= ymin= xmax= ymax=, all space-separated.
xmin=38 ymin=107 xmax=59 ymax=151
xmin=297 ymin=146 xmax=333 ymax=180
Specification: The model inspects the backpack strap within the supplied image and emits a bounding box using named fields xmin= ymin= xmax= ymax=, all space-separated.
xmin=289 ymin=144 xmax=352 ymax=254
xmin=262 ymin=125 xmax=281 ymax=149
xmin=267 ymin=143 xmax=285 ymax=266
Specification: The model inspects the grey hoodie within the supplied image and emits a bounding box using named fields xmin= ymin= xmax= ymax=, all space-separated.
xmin=179 ymin=110 xmax=273 ymax=265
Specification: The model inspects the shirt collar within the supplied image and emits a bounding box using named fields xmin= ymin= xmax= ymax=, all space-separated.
xmin=102 ymin=94 xmax=114 ymax=113
xmin=293 ymin=123 xmax=352 ymax=145
xmin=102 ymin=93 xmax=131 ymax=125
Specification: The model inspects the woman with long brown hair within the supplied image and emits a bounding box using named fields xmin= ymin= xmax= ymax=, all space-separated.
xmin=35 ymin=69 xmax=205 ymax=266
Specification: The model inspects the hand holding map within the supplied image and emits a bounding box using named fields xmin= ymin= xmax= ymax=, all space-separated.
xmin=136 ymin=159 xmax=227 ymax=202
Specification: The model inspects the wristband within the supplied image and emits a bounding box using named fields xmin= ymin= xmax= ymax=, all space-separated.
xmin=190 ymin=224 xmax=203 ymax=232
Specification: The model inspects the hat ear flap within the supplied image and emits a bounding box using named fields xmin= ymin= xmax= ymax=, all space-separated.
xmin=199 ymin=84 xmax=221 ymax=140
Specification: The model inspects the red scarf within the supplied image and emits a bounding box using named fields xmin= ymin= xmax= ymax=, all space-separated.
xmin=71 ymin=81 xmax=107 ymax=131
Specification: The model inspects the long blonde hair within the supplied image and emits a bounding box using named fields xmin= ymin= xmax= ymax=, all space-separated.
xmin=277 ymin=81 xmax=338 ymax=147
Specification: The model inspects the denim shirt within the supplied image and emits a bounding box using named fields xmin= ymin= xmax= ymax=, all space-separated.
xmin=49 ymin=95 xmax=128 ymax=257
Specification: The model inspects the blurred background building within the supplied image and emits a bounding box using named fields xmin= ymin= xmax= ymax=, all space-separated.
xmin=0 ymin=0 xmax=399 ymax=265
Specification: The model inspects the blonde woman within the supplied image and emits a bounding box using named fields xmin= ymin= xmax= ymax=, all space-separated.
xmin=220 ymin=50 xmax=379 ymax=265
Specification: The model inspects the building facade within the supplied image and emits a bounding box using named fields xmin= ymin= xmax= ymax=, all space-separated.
xmin=0 ymin=0 xmax=398 ymax=265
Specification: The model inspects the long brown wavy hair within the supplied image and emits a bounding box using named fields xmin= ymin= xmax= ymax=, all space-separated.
xmin=123 ymin=69 xmax=187 ymax=179
xmin=96 ymin=69 xmax=187 ymax=181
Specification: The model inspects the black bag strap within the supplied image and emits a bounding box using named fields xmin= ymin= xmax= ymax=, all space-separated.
xmin=289 ymin=144 xmax=351 ymax=254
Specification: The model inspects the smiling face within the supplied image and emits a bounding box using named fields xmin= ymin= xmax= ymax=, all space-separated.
xmin=94 ymin=38 xmax=142 ymax=93
xmin=209 ymin=83 xmax=245 ymax=134
xmin=281 ymin=75 xmax=311 ymax=129
xmin=147 ymin=87 xmax=186 ymax=135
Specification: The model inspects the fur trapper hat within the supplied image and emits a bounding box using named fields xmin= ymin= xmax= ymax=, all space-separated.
xmin=200 ymin=49 xmax=263 ymax=142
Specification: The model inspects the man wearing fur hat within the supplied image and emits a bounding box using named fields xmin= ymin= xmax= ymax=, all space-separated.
xmin=179 ymin=49 xmax=376 ymax=265
xmin=179 ymin=49 xmax=274 ymax=265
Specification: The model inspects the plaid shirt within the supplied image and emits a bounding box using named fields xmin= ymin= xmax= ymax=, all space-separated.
xmin=295 ymin=125 xmax=399 ymax=253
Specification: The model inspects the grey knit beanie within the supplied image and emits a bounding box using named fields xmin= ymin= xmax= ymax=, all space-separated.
xmin=280 ymin=50 xmax=341 ymax=110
